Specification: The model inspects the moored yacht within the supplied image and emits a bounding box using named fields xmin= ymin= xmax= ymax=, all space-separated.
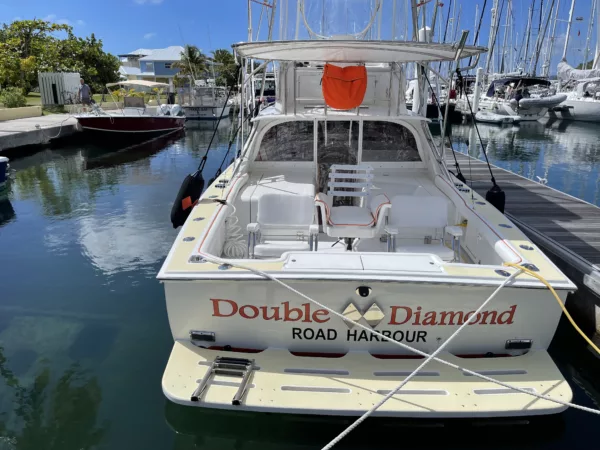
xmin=456 ymin=72 xmax=567 ymax=123
xmin=183 ymin=83 xmax=232 ymax=120
xmin=547 ymin=61 xmax=600 ymax=122
xmin=159 ymin=40 xmax=576 ymax=419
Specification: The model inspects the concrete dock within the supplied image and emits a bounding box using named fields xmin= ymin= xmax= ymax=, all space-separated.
xmin=446 ymin=151 xmax=600 ymax=344
xmin=0 ymin=115 xmax=79 ymax=154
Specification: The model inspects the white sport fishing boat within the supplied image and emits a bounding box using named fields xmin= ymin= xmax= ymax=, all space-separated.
xmin=158 ymin=39 xmax=578 ymax=419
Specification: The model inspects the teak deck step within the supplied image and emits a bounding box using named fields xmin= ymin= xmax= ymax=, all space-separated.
xmin=162 ymin=342 xmax=571 ymax=417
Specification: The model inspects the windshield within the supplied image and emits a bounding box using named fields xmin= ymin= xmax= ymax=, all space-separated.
xmin=256 ymin=120 xmax=421 ymax=166
xmin=254 ymin=78 xmax=276 ymax=96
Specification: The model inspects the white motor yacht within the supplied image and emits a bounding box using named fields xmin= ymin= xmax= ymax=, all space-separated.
xmin=183 ymin=83 xmax=231 ymax=121
xmin=159 ymin=40 xmax=576 ymax=419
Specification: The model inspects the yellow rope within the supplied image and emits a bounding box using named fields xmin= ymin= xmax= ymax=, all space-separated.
xmin=505 ymin=262 xmax=600 ymax=356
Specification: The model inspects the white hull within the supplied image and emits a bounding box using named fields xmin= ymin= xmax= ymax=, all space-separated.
xmin=547 ymin=98 xmax=600 ymax=122
xmin=161 ymin=40 xmax=577 ymax=419
xmin=475 ymin=111 xmax=521 ymax=124
xmin=184 ymin=105 xmax=231 ymax=121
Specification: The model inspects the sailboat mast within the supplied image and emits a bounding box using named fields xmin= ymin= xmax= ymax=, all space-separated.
xmin=595 ymin=0 xmax=600 ymax=68
xmin=543 ymin=0 xmax=560 ymax=76
xmin=248 ymin=0 xmax=253 ymax=41
xmin=524 ymin=4 xmax=534 ymax=71
xmin=378 ymin=0 xmax=384 ymax=39
xmin=392 ymin=0 xmax=398 ymax=39
xmin=450 ymin=0 xmax=457 ymax=44
xmin=473 ymin=4 xmax=479 ymax=44
xmin=583 ymin=0 xmax=597 ymax=68
xmin=532 ymin=0 xmax=556 ymax=76
xmin=295 ymin=0 xmax=300 ymax=39
xmin=485 ymin=0 xmax=499 ymax=73
xmin=562 ymin=0 xmax=576 ymax=61
xmin=500 ymin=0 xmax=511 ymax=73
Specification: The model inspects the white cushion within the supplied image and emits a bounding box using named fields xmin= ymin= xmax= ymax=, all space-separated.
xmin=390 ymin=195 xmax=449 ymax=228
xmin=396 ymin=244 xmax=454 ymax=262
xmin=329 ymin=206 xmax=374 ymax=226
xmin=257 ymin=192 xmax=315 ymax=228
xmin=254 ymin=240 xmax=310 ymax=258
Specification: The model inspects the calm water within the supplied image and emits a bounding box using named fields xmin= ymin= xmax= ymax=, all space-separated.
xmin=0 ymin=119 xmax=599 ymax=450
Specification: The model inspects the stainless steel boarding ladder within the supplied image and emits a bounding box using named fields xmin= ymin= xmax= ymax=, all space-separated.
xmin=191 ymin=356 xmax=256 ymax=405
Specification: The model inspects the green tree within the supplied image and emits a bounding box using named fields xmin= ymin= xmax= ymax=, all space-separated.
xmin=0 ymin=19 xmax=119 ymax=94
xmin=212 ymin=48 xmax=238 ymax=88
xmin=173 ymin=44 xmax=207 ymax=84
xmin=0 ymin=19 xmax=70 ymax=91
xmin=576 ymin=59 xmax=594 ymax=70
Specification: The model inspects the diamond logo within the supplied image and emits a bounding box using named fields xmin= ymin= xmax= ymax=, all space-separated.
xmin=342 ymin=302 xmax=385 ymax=329
xmin=342 ymin=303 xmax=362 ymax=328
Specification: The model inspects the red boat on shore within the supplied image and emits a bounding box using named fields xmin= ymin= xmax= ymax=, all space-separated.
xmin=75 ymin=80 xmax=185 ymax=137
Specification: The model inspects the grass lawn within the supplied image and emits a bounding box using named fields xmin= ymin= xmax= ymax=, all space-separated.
xmin=7 ymin=92 xmax=170 ymax=115
xmin=26 ymin=92 xmax=42 ymax=106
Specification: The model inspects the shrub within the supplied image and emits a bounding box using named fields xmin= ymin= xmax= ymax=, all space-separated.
xmin=0 ymin=87 xmax=27 ymax=108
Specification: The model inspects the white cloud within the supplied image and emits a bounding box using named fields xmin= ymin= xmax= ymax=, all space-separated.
xmin=143 ymin=32 xmax=156 ymax=39
xmin=42 ymin=14 xmax=71 ymax=25
xmin=78 ymin=204 xmax=175 ymax=276
xmin=76 ymin=19 xmax=85 ymax=27
xmin=12 ymin=16 xmax=22 ymax=21
xmin=134 ymin=0 xmax=164 ymax=4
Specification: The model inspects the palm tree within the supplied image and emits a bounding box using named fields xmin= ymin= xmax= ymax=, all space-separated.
xmin=173 ymin=45 xmax=207 ymax=82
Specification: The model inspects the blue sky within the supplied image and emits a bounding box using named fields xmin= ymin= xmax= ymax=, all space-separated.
xmin=0 ymin=0 xmax=597 ymax=71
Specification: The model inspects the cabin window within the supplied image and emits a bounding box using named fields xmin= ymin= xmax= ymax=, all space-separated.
xmin=256 ymin=121 xmax=314 ymax=161
xmin=165 ymin=62 xmax=172 ymax=69
xmin=361 ymin=121 xmax=421 ymax=162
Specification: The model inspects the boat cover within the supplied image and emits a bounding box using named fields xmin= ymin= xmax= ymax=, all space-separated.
xmin=322 ymin=64 xmax=367 ymax=109
xmin=557 ymin=60 xmax=600 ymax=82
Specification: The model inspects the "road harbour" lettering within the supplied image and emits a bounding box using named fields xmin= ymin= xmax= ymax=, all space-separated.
xmin=291 ymin=327 xmax=428 ymax=343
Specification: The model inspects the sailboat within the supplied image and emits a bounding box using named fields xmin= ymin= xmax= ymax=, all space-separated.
xmin=456 ymin=0 xmax=566 ymax=123
xmin=548 ymin=0 xmax=600 ymax=122
xmin=159 ymin=0 xmax=575 ymax=419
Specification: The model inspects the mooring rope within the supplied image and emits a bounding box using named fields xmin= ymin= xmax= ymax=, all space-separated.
xmin=321 ymin=268 xmax=523 ymax=450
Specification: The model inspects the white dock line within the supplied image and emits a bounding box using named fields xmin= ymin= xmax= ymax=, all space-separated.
xmin=321 ymin=269 xmax=524 ymax=450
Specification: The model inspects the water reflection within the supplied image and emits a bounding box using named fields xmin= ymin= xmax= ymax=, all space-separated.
xmin=0 ymin=346 xmax=106 ymax=450
xmin=84 ymin=131 xmax=185 ymax=169
xmin=449 ymin=122 xmax=600 ymax=206
xmin=0 ymin=198 xmax=15 ymax=227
